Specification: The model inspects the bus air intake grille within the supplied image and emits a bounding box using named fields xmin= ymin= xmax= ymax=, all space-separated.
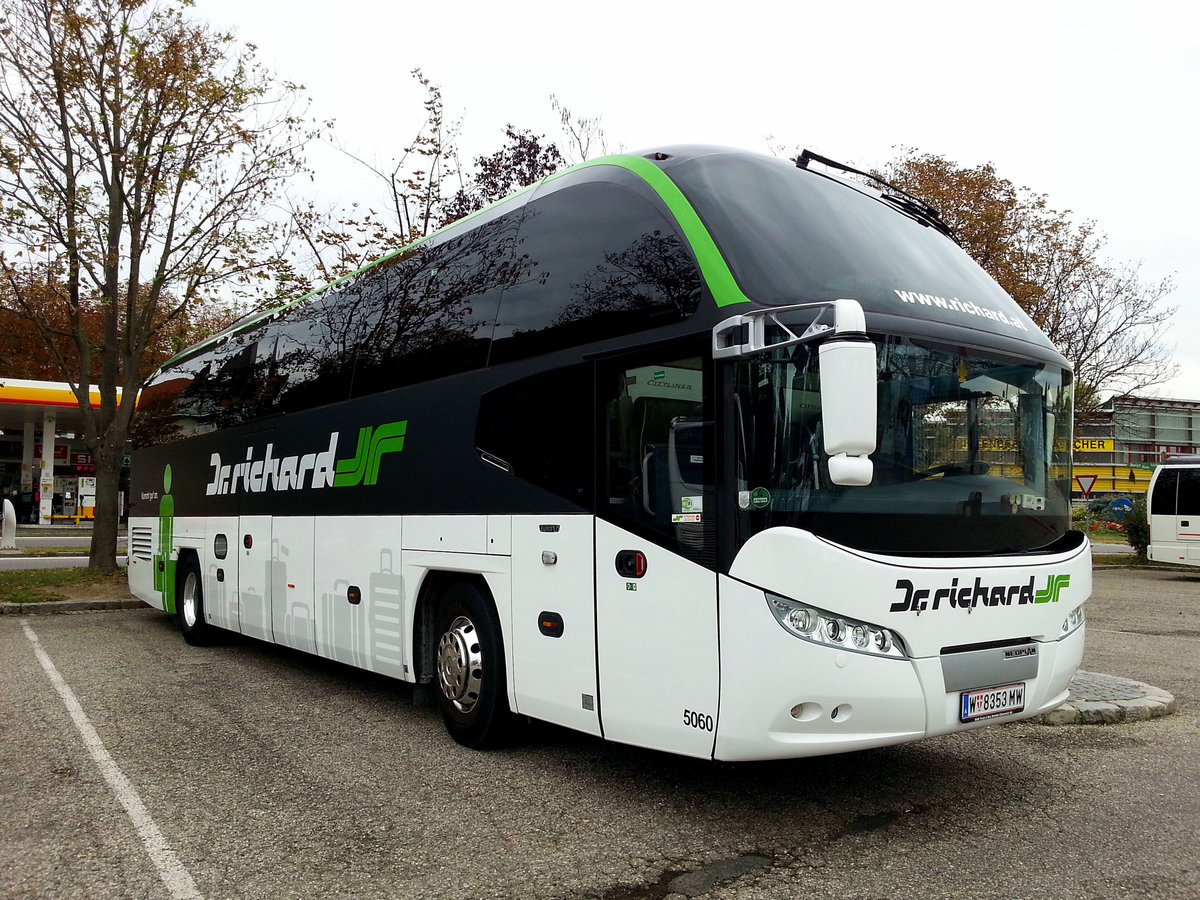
xmin=131 ymin=527 xmax=153 ymax=561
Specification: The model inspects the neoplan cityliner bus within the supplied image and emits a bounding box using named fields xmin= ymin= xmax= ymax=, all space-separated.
xmin=128 ymin=146 xmax=1089 ymax=760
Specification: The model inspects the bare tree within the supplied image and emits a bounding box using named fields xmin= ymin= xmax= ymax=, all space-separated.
xmin=0 ymin=0 xmax=308 ymax=568
xmin=551 ymin=94 xmax=611 ymax=163
xmin=878 ymin=149 xmax=1176 ymax=407
xmin=327 ymin=69 xmax=460 ymax=247
xmin=440 ymin=126 xmax=564 ymax=225
xmin=1044 ymin=262 xmax=1176 ymax=406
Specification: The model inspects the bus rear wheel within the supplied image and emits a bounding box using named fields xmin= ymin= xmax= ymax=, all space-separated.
xmin=434 ymin=580 xmax=510 ymax=749
xmin=177 ymin=556 xmax=213 ymax=646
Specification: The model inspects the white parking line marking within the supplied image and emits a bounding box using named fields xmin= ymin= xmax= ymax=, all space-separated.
xmin=22 ymin=621 xmax=203 ymax=900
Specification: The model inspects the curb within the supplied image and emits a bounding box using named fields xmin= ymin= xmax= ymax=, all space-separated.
xmin=1033 ymin=671 xmax=1177 ymax=725
xmin=0 ymin=598 xmax=144 ymax=616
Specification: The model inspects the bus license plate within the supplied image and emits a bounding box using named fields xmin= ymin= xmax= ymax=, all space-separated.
xmin=960 ymin=683 xmax=1025 ymax=722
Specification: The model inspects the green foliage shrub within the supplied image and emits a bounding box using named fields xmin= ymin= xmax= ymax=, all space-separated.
xmin=1123 ymin=497 xmax=1149 ymax=558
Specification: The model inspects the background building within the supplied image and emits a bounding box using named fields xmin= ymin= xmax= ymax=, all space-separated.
xmin=1074 ymin=396 xmax=1200 ymax=496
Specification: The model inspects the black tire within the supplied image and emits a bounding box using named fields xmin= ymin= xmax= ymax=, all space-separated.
xmin=176 ymin=556 xmax=214 ymax=646
xmin=433 ymin=580 xmax=511 ymax=749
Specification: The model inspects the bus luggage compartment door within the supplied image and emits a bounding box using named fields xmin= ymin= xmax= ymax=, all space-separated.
xmin=594 ymin=519 xmax=719 ymax=758
xmin=238 ymin=516 xmax=273 ymax=642
xmin=271 ymin=517 xmax=316 ymax=654
xmin=510 ymin=515 xmax=600 ymax=736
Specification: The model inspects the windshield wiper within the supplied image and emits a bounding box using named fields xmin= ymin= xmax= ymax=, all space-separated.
xmin=796 ymin=149 xmax=958 ymax=242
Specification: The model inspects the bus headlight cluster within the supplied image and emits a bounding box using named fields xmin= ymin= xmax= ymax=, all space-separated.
xmin=766 ymin=593 xmax=907 ymax=659
xmin=1062 ymin=604 xmax=1085 ymax=636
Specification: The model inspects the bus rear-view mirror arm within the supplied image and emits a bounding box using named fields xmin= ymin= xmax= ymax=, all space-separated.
xmin=712 ymin=299 xmax=876 ymax=487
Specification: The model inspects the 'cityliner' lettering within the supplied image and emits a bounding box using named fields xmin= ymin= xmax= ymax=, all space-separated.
xmin=890 ymin=574 xmax=1070 ymax=613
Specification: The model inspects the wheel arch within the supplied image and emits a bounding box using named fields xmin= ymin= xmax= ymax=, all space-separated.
xmin=172 ymin=546 xmax=201 ymax=613
xmin=411 ymin=570 xmax=496 ymax=686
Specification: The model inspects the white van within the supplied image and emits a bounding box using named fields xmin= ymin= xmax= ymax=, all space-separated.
xmin=1147 ymin=456 xmax=1200 ymax=566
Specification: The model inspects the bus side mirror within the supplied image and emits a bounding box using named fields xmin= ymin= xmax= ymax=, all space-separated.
xmin=818 ymin=337 xmax=877 ymax=486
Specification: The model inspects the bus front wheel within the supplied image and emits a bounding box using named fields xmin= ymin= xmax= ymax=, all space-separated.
xmin=434 ymin=580 xmax=510 ymax=749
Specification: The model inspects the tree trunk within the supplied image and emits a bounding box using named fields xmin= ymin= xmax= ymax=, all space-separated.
xmin=88 ymin=426 xmax=126 ymax=572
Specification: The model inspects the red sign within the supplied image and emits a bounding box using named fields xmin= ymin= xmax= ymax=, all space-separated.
xmin=1075 ymin=474 xmax=1098 ymax=497
xmin=32 ymin=445 xmax=92 ymax=467
xmin=33 ymin=443 xmax=69 ymax=463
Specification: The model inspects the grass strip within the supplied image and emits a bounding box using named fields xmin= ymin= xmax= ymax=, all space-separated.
xmin=0 ymin=569 xmax=127 ymax=604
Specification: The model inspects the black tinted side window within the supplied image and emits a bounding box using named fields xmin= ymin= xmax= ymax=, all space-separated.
xmin=490 ymin=182 xmax=701 ymax=365
xmin=131 ymin=353 xmax=212 ymax=448
xmin=171 ymin=323 xmax=278 ymax=433
xmin=345 ymin=213 xmax=524 ymax=397
xmin=271 ymin=292 xmax=355 ymax=414
xmin=1151 ymin=469 xmax=1179 ymax=516
xmin=476 ymin=364 xmax=594 ymax=508
xmin=1176 ymin=469 xmax=1200 ymax=516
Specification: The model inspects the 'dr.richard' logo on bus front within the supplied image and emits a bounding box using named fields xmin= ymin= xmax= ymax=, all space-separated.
xmin=891 ymin=573 xmax=1070 ymax=613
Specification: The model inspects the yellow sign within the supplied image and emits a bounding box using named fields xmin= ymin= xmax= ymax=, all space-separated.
xmin=954 ymin=437 xmax=1070 ymax=453
xmin=953 ymin=437 xmax=1112 ymax=454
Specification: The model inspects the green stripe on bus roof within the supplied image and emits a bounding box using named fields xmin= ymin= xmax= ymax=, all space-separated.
xmin=560 ymin=154 xmax=751 ymax=309
xmin=161 ymin=152 xmax=748 ymax=370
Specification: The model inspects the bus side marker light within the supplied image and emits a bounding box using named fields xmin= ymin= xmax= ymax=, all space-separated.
xmin=347 ymin=585 xmax=362 ymax=605
xmin=539 ymin=612 xmax=564 ymax=637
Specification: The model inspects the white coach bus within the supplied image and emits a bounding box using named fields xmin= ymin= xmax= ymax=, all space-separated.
xmin=128 ymin=146 xmax=1088 ymax=760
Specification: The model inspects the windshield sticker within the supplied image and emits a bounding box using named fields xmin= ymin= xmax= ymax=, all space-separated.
xmin=750 ymin=487 xmax=772 ymax=509
xmin=672 ymin=514 xmax=702 ymax=523
xmin=893 ymin=289 xmax=1028 ymax=333
xmin=681 ymin=496 xmax=703 ymax=513
xmin=738 ymin=490 xmax=751 ymax=510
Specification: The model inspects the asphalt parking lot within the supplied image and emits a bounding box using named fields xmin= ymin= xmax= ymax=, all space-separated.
xmin=2 ymin=566 xmax=1198 ymax=900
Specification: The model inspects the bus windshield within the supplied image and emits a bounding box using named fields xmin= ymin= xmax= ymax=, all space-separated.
xmin=733 ymin=335 xmax=1073 ymax=555
xmin=669 ymin=153 xmax=1051 ymax=349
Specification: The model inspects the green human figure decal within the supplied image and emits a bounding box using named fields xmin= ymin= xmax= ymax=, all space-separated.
xmin=153 ymin=465 xmax=177 ymax=613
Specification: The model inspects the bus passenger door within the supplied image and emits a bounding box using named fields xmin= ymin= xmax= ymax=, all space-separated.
xmin=594 ymin=521 xmax=719 ymax=757
xmin=593 ymin=351 xmax=720 ymax=758
xmin=238 ymin=516 xmax=273 ymax=642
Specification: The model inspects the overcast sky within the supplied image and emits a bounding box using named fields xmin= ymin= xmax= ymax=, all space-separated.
xmin=199 ymin=0 xmax=1199 ymax=397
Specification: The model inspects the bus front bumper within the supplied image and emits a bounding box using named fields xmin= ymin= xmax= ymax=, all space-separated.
xmin=713 ymin=571 xmax=1087 ymax=762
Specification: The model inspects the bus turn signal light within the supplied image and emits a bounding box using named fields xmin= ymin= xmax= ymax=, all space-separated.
xmin=538 ymin=611 xmax=564 ymax=637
